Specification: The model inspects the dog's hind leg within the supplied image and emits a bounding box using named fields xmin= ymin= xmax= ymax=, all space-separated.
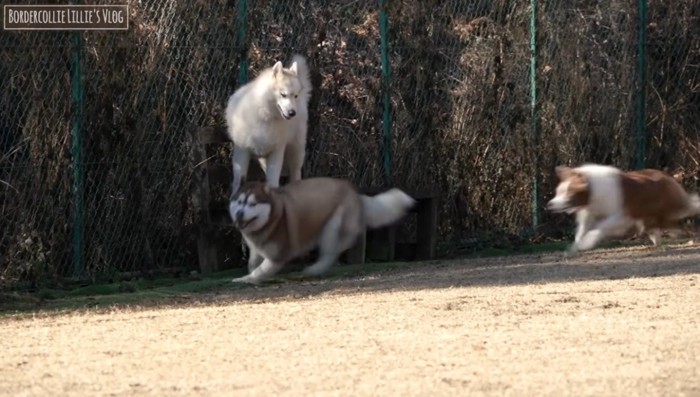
xmin=302 ymin=209 xmax=344 ymax=277
xmin=231 ymin=145 xmax=250 ymax=198
xmin=261 ymin=147 xmax=285 ymax=188
xmin=286 ymin=123 xmax=307 ymax=183
xmin=232 ymin=258 xmax=284 ymax=284
xmin=284 ymin=142 xmax=306 ymax=183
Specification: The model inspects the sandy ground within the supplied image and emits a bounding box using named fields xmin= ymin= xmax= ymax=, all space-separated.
xmin=1 ymin=243 xmax=700 ymax=397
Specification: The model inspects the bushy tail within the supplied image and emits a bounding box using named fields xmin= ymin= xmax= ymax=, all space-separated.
xmin=689 ymin=193 xmax=700 ymax=215
xmin=361 ymin=189 xmax=416 ymax=229
xmin=290 ymin=54 xmax=312 ymax=100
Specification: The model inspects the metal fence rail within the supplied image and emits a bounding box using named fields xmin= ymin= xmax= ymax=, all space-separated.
xmin=1 ymin=0 xmax=698 ymax=289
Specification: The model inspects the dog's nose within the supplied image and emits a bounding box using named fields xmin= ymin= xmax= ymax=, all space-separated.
xmin=234 ymin=210 xmax=244 ymax=221
xmin=287 ymin=109 xmax=296 ymax=117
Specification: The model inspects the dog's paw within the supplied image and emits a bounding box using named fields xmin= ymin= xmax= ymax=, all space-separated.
xmin=231 ymin=275 xmax=259 ymax=285
xmin=301 ymin=267 xmax=331 ymax=279
xmin=563 ymin=245 xmax=579 ymax=259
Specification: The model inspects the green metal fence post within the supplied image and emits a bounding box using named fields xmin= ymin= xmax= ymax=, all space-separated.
xmin=70 ymin=31 xmax=85 ymax=278
xmin=236 ymin=0 xmax=249 ymax=85
xmin=379 ymin=0 xmax=393 ymax=186
xmin=235 ymin=0 xmax=249 ymax=259
xmin=634 ymin=0 xmax=647 ymax=169
xmin=529 ymin=0 xmax=540 ymax=231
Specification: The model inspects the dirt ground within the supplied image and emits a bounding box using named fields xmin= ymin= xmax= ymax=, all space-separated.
xmin=2 ymin=243 xmax=700 ymax=397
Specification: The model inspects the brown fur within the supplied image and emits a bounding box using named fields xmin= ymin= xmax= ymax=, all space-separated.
xmin=620 ymin=169 xmax=693 ymax=231
xmin=556 ymin=166 xmax=696 ymax=233
xmin=238 ymin=178 xmax=363 ymax=263
xmin=555 ymin=166 xmax=591 ymax=208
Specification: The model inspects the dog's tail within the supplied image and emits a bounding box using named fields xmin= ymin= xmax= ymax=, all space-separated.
xmin=290 ymin=54 xmax=312 ymax=99
xmin=360 ymin=189 xmax=415 ymax=229
xmin=688 ymin=193 xmax=700 ymax=215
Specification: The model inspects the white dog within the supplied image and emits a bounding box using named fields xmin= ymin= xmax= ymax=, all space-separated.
xmin=224 ymin=54 xmax=312 ymax=196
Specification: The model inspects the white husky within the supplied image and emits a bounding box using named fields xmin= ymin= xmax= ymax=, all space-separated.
xmin=224 ymin=54 xmax=312 ymax=196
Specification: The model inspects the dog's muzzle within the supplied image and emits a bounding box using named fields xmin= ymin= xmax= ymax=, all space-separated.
xmin=278 ymin=105 xmax=296 ymax=120
xmin=232 ymin=211 xmax=257 ymax=230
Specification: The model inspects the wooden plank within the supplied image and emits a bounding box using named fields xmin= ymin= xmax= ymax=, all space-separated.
xmin=415 ymin=196 xmax=438 ymax=260
xmin=188 ymin=126 xmax=219 ymax=274
xmin=199 ymin=125 xmax=230 ymax=144
xmin=207 ymin=164 xmax=232 ymax=187
xmin=210 ymin=210 xmax=233 ymax=227
xmin=208 ymin=162 xmax=268 ymax=186
xmin=197 ymin=231 xmax=220 ymax=274
xmin=366 ymin=226 xmax=396 ymax=261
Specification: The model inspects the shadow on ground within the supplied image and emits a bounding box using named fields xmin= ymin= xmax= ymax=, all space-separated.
xmin=3 ymin=243 xmax=699 ymax=314
xmin=208 ymin=243 xmax=700 ymax=305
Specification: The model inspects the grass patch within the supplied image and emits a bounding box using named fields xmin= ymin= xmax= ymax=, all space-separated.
xmin=0 ymin=239 xmax=652 ymax=315
xmin=0 ymin=269 xmax=249 ymax=315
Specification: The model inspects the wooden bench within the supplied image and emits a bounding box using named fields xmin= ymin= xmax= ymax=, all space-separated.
xmin=188 ymin=125 xmax=439 ymax=274
xmin=344 ymin=188 xmax=439 ymax=265
xmin=188 ymin=125 xmax=238 ymax=274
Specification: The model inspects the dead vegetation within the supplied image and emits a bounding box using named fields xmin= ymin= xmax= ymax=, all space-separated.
xmin=1 ymin=0 xmax=699 ymax=287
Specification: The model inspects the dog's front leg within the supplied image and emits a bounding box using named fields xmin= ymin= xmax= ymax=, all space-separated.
xmin=247 ymin=246 xmax=264 ymax=273
xmin=567 ymin=211 xmax=594 ymax=257
xmin=576 ymin=214 xmax=633 ymax=252
xmin=232 ymin=258 xmax=284 ymax=284
xmin=574 ymin=210 xmax=594 ymax=244
xmin=231 ymin=145 xmax=250 ymax=197
xmin=263 ymin=147 xmax=285 ymax=188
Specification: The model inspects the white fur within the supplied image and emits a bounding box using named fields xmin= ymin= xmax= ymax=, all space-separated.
xmin=547 ymin=164 xmax=632 ymax=255
xmin=225 ymin=54 xmax=312 ymax=195
xmin=549 ymin=164 xmax=700 ymax=255
xmin=361 ymin=189 xmax=416 ymax=229
xmin=681 ymin=193 xmax=700 ymax=219
xmin=228 ymin=192 xmax=272 ymax=233
xmin=301 ymin=208 xmax=352 ymax=277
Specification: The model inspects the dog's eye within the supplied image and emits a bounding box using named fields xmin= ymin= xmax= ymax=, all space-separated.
xmin=294 ymin=94 xmax=298 ymax=98
xmin=248 ymin=202 xmax=257 ymax=208
xmin=280 ymin=92 xmax=287 ymax=98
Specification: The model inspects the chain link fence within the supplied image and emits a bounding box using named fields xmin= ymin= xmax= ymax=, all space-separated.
xmin=1 ymin=0 xmax=698 ymax=290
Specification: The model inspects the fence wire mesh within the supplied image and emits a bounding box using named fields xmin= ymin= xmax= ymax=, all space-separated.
xmin=1 ymin=0 xmax=698 ymax=290
xmin=645 ymin=0 xmax=700 ymax=177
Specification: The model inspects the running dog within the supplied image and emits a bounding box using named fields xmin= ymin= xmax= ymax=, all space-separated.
xmin=229 ymin=177 xmax=415 ymax=284
xmin=546 ymin=164 xmax=700 ymax=254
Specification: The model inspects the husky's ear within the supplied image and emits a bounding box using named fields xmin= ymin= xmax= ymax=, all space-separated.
xmin=288 ymin=61 xmax=298 ymax=76
xmin=272 ymin=61 xmax=283 ymax=77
